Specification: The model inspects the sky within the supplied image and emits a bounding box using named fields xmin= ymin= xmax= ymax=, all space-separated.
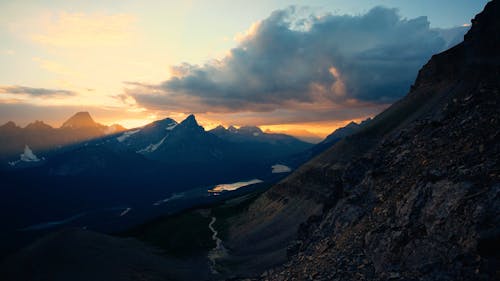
xmin=0 ymin=0 xmax=489 ymax=141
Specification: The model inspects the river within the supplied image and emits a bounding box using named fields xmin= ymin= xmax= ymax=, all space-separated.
xmin=208 ymin=216 xmax=227 ymax=274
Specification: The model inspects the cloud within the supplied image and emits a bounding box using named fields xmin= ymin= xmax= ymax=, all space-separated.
xmin=0 ymin=85 xmax=76 ymax=97
xmin=25 ymin=12 xmax=136 ymax=48
xmin=435 ymin=26 xmax=469 ymax=48
xmin=128 ymin=6 xmax=467 ymax=119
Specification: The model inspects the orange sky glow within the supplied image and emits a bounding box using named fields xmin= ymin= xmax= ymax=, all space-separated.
xmin=0 ymin=1 xmax=484 ymax=141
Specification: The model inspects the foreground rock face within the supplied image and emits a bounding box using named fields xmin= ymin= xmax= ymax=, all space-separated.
xmin=257 ymin=1 xmax=500 ymax=280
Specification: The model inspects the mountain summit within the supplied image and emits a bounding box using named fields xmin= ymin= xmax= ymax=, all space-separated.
xmin=178 ymin=114 xmax=201 ymax=128
xmin=61 ymin=112 xmax=101 ymax=129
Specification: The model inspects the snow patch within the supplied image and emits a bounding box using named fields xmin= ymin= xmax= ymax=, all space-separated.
xmin=120 ymin=207 xmax=132 ymax=216
xmin=137 ymin=136 xmax=166 ymax=153
xmin=9 ymin=145 xmax=42 ymax=166
xmin=272 ymin=164 xmax=292 ymax=173
xmin=20 ymin=145 xmax=40 ymax=162
xmin=116 ymin=129 xmax=140 ymax=142
xmin=153 ymin=193 xmax=185 ymax=206
xmin=166 ymin=124 xmax=177 ymax=130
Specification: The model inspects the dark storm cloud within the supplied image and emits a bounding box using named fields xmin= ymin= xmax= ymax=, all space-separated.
xmin=0 ymin=85 xmax=76 ymax=97
xmin=130 ymin=6 xmax=467 ymax=113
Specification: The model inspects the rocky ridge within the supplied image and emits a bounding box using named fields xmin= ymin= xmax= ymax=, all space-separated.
xmin=254 ymin=1 xmax=500 ymax=280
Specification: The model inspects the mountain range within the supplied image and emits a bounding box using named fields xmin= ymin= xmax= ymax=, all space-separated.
xmin=0 ymin=111 xmax=125 ymax=163
xmin=1 ymin=110 xmax=361 ymax=171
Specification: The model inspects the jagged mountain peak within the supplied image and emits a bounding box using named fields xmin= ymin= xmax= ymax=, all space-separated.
xmin=183 ymin=114 xmax=197 ymax=123
xmin=178 ymin=114 xmax=201 ymax=129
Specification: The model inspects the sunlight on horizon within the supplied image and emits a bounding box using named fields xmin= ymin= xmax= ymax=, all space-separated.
xmin=0 ymin=0 xmax=488 ymax=139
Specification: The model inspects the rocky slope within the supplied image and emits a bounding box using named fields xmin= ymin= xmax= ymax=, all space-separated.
xmin=221 ymin=1 xmax=500 ymax=280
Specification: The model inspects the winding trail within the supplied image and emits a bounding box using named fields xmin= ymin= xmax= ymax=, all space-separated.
xmin=208 ymin=216 xmax=227 ymax=274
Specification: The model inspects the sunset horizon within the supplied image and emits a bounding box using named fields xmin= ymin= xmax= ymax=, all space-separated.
xmin=0 ymin=108 xmax=375 ymax=142
xmin=0 ymin=0 xmax=486 ymax=140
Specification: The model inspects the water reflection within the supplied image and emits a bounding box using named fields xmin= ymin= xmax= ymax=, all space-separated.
xmin=208 ymin=179 xmax=263 ymax=193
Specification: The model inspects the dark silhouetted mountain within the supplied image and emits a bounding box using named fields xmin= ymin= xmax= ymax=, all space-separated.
xmin=282 ymin=119 xmax=370 ymax=168
xmin=323 ymin=118 xmax=371 ymax=144
xmin=218 ymin=2 xmax=500 ymax=279
xmin=211 ymin=125 xmax=295 ymax=143
xmin=178 ymin=114 xmax=201 ymax=130
xmin=209 ymin=124 xmax=312 ymax=162
xmin=144 ymin=114 xmax=230 ymax=164
xmin=110 ymin=114 xmax=312 ymax=165
xmin=116 ymin=117 xmax=178 ymax=152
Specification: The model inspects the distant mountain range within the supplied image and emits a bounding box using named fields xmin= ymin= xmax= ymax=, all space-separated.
xmin=1 ymin=111 xmax=364 ymax=170
xmin=0 ymin=111 xmax=125 ymax=161
xmin=46 ymin=113 xmax=313 ymax=167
